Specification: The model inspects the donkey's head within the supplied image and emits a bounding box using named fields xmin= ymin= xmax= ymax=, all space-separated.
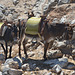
xmin=28 ymin=11 xmax=34 ymax=19
xmin=63 ymin=24 xmax=73 ymax=40
xmin=3 ymin=20 xmax=18 ymax=42
xmin=11 ymin=24 xmax=18 ymax=41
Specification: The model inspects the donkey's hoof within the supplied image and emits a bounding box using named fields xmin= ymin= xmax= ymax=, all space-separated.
xmin=9 ymin=56 xmax=12 ymax=58
xmin=25 ymin=55 xmax=28 ymax=59
xmin=5 ymin=58 xmax=7 ymax=60
xmin=43 ymin=58 xmax=47 ymax=61
xmin=19 ymin=55 xmax=21 ymax=58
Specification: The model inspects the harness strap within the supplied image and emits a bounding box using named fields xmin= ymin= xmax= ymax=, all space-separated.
xmin=38 ymin=20 xmax=47 ymax=40
xmin=38 ymin=33 xmax=42 ymax=40
xmin=40 ymin=20 xmax=46 ymax=35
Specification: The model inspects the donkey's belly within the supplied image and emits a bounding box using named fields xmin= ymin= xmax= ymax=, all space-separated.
xmin=0 ymin=40 xmax=5 ymax=45
xmin=44 ymin=36 xmax=54 ymax=43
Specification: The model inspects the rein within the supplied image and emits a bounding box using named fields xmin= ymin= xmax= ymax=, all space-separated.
xmin=38 ymin=19 xmax=47 ymax=39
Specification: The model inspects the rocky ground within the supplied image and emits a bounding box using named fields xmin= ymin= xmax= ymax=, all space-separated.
xmin=0 ymin=0 xmax=75 ymax=75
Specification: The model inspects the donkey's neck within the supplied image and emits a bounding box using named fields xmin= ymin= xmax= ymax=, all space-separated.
xmin=0 ymin=36 xmax=4 ymax=40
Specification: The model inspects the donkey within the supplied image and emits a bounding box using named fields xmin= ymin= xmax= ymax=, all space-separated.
xmin=41 ymin=22 xmax=73 ymax=60
xmin=0 ymin=20 xmax=18 ymax=59
xmin=16 ymin=11 xmax=35 ymax=58
xmin=17 ymin=11 xmax=73 ymax=60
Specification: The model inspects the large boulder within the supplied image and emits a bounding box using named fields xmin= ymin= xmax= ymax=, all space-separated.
xmin=47 ymin=50 xmax=63 ymax=59
xmin=1 ymin=64 xmax=10 ymax=74
xmin=4 ymin=57 xmax=22 ymax=69
xmin=67 ymin=63 xmax=75 ymax=69
xmin=58 ymin=57 xmax=68 ymax=68
xmin=53 ymin=40 xmax=72 ymax=56
xmin=44 ymin=57 xmax=68 ymax=68
xmin=8 ymin=68 xmax=23 ymax=75
xmin=52 ymin=40 xmax=66 ymax=49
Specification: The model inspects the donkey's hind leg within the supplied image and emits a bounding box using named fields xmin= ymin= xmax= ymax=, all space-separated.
xmin=5 ymin=42 xmax=8 ymax=60
xmin=1 ymin=43 xmax=6 ymax=54
xmin=9 ymin=45 xmax=12 ymax=58
xmin=43 ymin=40 xmax=54 ymax=60
xmin=43 ymin=42 xmax=49 ymax=60
xmin=23 ymin=39 xmax=28 ymax=58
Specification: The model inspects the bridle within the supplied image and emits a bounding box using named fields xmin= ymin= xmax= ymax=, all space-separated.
xmin=39 ymin=19 xmax=48 ymax=35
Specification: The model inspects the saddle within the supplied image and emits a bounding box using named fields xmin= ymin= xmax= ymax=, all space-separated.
xmin=25 ymin=17 xmax=41 ymax=35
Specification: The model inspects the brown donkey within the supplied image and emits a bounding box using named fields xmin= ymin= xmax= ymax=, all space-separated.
xmin=18 ymin=14 xmax=73 ymax=60
xmin=0 ymin=20 xmax=18 ymax=59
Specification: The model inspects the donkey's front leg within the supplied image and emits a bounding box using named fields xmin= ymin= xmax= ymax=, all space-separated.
xmin=5 ymin=42 xmax=8 ymax=60
xmin=43 ymin=42 xmax=49 ymax=60
xmin=9 ymin=45 xmax=12 ymax=58
xmin=19 ymin=40 xmax=21 ymax=58
xmin=23 ymin=39 xmax=28 ymax=58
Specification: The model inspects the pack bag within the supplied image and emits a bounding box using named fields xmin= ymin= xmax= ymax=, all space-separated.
xmin=0 ymin=22 xmax=4 ymax=36
xmin=25 ymin=17 xmax=41 ymax=35
xmin=0 ymin=22 xmax=4 ymax=29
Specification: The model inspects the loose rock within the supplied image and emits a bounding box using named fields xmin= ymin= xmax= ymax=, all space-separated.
xmin=4 ymin=57 xmax=22 ymax=68
xmin=9 ymin=61 xmax=19 ymax=69
xmin=70 ymin=71 xmax=75 ymax=75
xmin=13 ymin=0 xmax=19 ymax=5
xmin=8 ymin=68 xmax=23 ymax=75
xmin=0 ymin=71 xmax=2 ymax=75
xmin=1 ymin=64 xmax=10 ymax=73
xmin=51 ymin=64 xmax=62 ymax=74
xmin=67 ymin=63 xmax=75 ymax=69
xmin=60 ymin=71 xmax=65 ymax=75
xmin=21 ymin=63 xmax=30 ymax=71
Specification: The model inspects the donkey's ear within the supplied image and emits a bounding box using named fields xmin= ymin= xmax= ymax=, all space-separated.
xmin=28 ymin=11 xmax=30 ymax=15
xmin=4 ymin=19 xmax=8 ymax=25
xmin=18 ymin=19 xmax=20 ymax=22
